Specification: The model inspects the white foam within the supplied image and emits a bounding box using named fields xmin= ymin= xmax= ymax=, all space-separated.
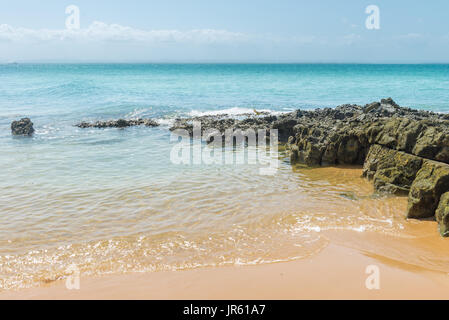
xmin=135 ymin=107 xmax=294 ymax=127
xmin=126 ymin=108 xmax=150 ymax=119
xmin=305 ymin=226 xmax=321 ymax=233
xmin=156 ymin=118 xmax=176 ymax=127
xmin=352 ymin=225 xmax=366 ymax=233
xmin=188 ymin=107 xmax=289 ymax=117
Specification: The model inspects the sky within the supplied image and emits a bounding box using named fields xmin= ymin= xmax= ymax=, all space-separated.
xmin=0 ymin=0 xmax=449 ymax=62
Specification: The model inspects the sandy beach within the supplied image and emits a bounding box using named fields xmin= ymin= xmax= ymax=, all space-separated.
xmin=3 ymin=1 xmax=449 ymax=304
xmin=2 ymin=229 xmax=449 ymax=300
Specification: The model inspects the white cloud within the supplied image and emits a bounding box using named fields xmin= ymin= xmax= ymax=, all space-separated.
xmin=3 ymin=22 xmax=444 ymax=62
xmin=0 ymin=22 xmax=367 ymax=48
xmin=0 ymin=22 xmax=250 ymax=44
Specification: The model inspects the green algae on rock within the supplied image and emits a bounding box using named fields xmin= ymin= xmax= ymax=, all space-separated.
xmin=407 ymin=160 xmax=449 ymax=219
xmin=363 ymin=144 xmax=423 ymax=196
xmin=436 ymin=192 xmax=449 ymax=237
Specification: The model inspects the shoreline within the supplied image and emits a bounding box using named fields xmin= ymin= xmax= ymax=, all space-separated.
xmin=2 ymin=229 xmax=449 ymax=300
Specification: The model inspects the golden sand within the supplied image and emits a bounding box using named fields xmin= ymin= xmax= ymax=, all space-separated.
xmin=2 ymin=233 xmax=449 ymax=300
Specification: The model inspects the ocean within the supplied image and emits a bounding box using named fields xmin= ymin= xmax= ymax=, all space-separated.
xmin=1 ymin=63 xmax=449 ymax=290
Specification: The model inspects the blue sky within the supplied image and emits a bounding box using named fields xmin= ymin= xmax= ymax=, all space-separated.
xmin=0 ymin=0 xmax=448 ymax=62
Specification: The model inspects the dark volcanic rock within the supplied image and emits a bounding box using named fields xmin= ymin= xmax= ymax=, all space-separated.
xmin=11 ymin=118 xmax=34 ymax=136
xmin=76 ymin=118 xmax=159 ymax=129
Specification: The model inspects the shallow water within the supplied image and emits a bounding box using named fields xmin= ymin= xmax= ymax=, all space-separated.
xmin=1 ymin=64 xmax=449 ymax=290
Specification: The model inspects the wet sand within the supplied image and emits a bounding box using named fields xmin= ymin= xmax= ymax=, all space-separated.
xmin=2 ymin=230 xmax=449 ymax=300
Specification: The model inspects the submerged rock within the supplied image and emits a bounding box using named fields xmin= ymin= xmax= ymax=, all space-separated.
xmin=76 ymin=118 xmax=159 ymax=129
xmin=11 ymin=118 xmax=34 ymax=136
xmin=339 ymin=192 xmax=359 ymax=201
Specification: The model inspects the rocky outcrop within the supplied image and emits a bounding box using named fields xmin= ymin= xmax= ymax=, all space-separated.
xmin=11 ymin=118 xmax=34 ymax=136
xmin=167 ymin=98 xmax=449 ymax=236
xmin=287 ymin=101 xmax=448 ymax=167
xmin=76 ymin=118 xmax=159 ymax=129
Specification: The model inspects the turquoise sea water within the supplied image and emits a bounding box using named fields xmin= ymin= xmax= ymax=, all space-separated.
xmin=1 ymin=64 xmax=449 ymax=121
xmin=1 ymin=63 xmax=449 ymax=138
xmin=1 ymin=64 xmax=449 ymax=289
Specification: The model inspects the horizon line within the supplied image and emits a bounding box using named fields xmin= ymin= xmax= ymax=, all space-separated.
xmin=3 ymin=60 xmax=449 ymax=65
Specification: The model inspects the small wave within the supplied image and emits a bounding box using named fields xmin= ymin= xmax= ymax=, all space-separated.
xmin=154 ymin=107 xmax=292 ymax=127
xmin=156 ymin=118 xmax=176 ymax=127
xmin=188 ymin=107 xmax=289 ymax=117
xmin=125 ymin=108 xmax=152 ymax=119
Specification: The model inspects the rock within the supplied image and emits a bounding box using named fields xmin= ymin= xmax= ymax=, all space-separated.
xmin=364 ymin=102 xmax=381 ymax=113
xmin=361 ymin=118 xmax=449 ymax=163
xmin=115 ymin=119 xmax=129 ymax=128
xmin=363 ymin=144 xmax=423 ymax=195
xmin=339 ymin=192 xmax=359 ymax=201
xmin=76 ymin=118 xmax=159 ymax=129
xmin=436 ymin=192 xmax=449 ymax=237
xmin=412 ymin=123 xmax=449 ymax=163
xmin=272 ymin=118 xmax=299 ymax=142
xmin=170 ymin=99 xmax=448 ymax=161
xmin=11 ymin=118 xmax=34 ymax=136
xmin=290 ymin=121 xmax=367 ymax=166
xmin=407 ymin=160 xmax=449 ymax=219
xmin=362 ymin=144 xmax=385 ymax=180
xmin=362 ymin=98 xmax=400 ymax=117
xmin=288 ymin=100 xmax=449 ymax=168
xmin=337 ymin=134 xmax=364 ymax=165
